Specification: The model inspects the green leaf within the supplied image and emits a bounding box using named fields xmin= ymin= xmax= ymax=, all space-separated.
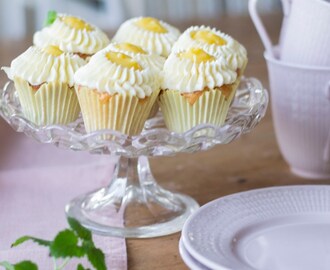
xmin=0 ymin=261 xmax=38 ymax=270
xmin=86 ymin=248 xmax=106 ymax=270
xmin=0 ymin=261 xmax=15 ymax=270
xmin=11 ymin=236 xmax=51 ymax=248
xmin=76 ymin=264 xmax=90 ymax=270
xmin=82 ymin=240 xmax=94 ymax=250
xmin=43 ymin=10 xmax=57 ymax=27
xmin=14 ymin=261 xmax=38 ymax=270
xmin=67 ymin=218 xmax=92 ymax=241
xmin=50 ymin=229 xmax=85 ymax=258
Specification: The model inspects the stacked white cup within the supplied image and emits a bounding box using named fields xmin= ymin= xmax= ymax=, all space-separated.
xmin=249 ymin=0 xmax=330 ymax=179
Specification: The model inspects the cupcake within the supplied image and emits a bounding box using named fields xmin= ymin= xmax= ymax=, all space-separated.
xmin=112 ymin=17 xmax=181 ymax=57
xmin=172 ymin=26 xmax=247 ymax=74
xmin=159 ymin=47 xmax=239 ymax=133
xmin=74 ymin=47 xmax=161 ymax=136
xmin=2 ymin=45 xmax=86 ymax=125
xmin=33 ymin=11 xmax=110 ymax=59
xmin=104 ymin=42 xmax=165 ymax=118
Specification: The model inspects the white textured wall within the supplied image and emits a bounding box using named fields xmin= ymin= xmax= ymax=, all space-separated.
xmin=0 ymin=0 xmax=281 ymax=39
xmin=0 ymin=0 xmax=26 ymax=39
xmin=124 ymin=0 xmax=281 ymax=20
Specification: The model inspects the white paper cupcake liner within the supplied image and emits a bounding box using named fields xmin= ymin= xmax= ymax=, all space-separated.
xmin=76 ymin=86 xmax=160 ymax=136
xmin=14 ymin=77 xmax=80 ymax=125
xmin=159 ymin=83 xmax=238 ymax=133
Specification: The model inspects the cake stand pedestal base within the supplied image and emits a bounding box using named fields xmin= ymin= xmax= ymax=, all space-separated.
xmin=65 ymin=156 xmax=200 ymax=238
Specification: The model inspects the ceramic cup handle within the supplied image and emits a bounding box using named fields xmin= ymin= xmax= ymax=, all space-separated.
xmin=324 ymin=81 xmax=330 ymax=162
xmin=249 ymin=0 xmax=275 ymax=57
xmin=281 ymin=0 xmax=292 ymax=16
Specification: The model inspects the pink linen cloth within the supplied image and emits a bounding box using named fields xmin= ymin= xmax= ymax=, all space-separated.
xmin=0 ymin=118 xmax=127 ymax=270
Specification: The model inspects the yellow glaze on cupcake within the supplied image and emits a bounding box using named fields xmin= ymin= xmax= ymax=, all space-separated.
xmin=2 ymin=46 xmax=86 ymax=125
xmin=112 ymin=17 xmax=181 ymax=57
xmin=159 ymin=47 xmax=239 ymax=133
xmin=104 ymin=42 xmax=165 ymax=73
xmin=3 ymin=46 xmax=85 ymax=87
xmin=74 ymin=48 xmax=159 ymax=98
xmin=162 ymin=48 xmax=237 ymax=93
xmin=172 ymin=26 xmax=247 ymax=71
xmin=74 ymin=48 xmax=161 ymax=135
xmin=33 ymin=14 xmax=110 ymax=57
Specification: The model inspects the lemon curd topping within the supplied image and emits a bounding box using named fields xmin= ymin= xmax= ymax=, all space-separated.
xmin=44 ymin=45 xmax=63 ymax=56
xmin=114 ymin=43 xmax=147 ymax=54
xmin=106 ymin=51 xmax=142 ymax=70
xmin=179 ymin=48 xmax=215 ymax=64
xmin=62 ymin=16 xmax=93 ymax=31
xmin=135 ymin=17 xmax=168 ymax=33
xmin=190 ymin=30 xmax=227 ymax=46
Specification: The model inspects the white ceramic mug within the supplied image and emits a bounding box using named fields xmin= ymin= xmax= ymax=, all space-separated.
xmin=265 ymin=49 xmax=330 ymax=179
xmin=250 ymin=0 xmax=330 ymax=66
xmin=281 ymin=0 xmax=330 ymax=66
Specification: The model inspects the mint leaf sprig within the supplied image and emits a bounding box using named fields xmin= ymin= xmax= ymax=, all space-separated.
xmin=0 ymin=261 xmax=38 ymax=270
xmin=0 ymin=218 xmax=106 ymax=270
xmin=44 ymin=10 xmax=57 ymax=27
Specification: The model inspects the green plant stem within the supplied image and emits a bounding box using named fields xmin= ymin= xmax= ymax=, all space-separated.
xmin=53 ymin=258 xmax=58 ymax=270
xmin=57 ymin=258 xmax=70 ymax=270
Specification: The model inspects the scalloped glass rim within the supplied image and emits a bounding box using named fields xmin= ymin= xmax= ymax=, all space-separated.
xmin=0 ymin=77 xmax=268 ymax=157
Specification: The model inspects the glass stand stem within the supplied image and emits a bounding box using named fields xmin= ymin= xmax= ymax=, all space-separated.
xmin=66 ymin=155 xmax=199 ymax=238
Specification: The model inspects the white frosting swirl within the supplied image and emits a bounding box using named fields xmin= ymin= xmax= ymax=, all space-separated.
xmin=162 ymin=49 xmax=237 ymax=93
xmin=74 ymin=48 xmax=161 ymax=99
xmin=112 ymin=17 xmax=181 ymax=57
xmin=103 ymin=42 xmax=165 ymax=72
xmin=2 ymin=46 xmax=86 ymax=86
xmin=33 ymin=14 xmax=110 ymax=55
xmin=172 ymin=25 xmax=247 ymax=70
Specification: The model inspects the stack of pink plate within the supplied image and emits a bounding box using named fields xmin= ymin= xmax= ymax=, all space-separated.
xmin=180 ymin=185 xmax=330 ymax=270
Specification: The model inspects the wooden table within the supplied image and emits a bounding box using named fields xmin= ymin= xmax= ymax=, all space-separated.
xmin=1 ymin=13 xmax=329 ymax=270
xmin=127 ymin=14 xmax=330 ymax=270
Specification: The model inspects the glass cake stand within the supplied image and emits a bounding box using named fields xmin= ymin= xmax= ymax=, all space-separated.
xmin=0 ymin=78 xmax=268 ymax=238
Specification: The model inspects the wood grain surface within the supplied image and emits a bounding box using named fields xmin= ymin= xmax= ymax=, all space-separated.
xmin=1 ymin=13 xmax=329 ymax=270
xmin=127 ymin=14 xmax=330 ymax=270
